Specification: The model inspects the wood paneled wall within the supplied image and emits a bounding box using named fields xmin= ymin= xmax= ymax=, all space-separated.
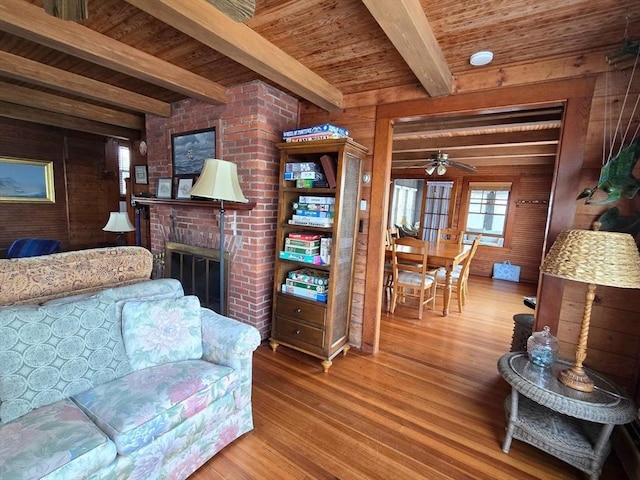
xmin=300 ymin=72 xmax=640 ymax=403
xmin=0 ymin=117 xmax=121 ymax=255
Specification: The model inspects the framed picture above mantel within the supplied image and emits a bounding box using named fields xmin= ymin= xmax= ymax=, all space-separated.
xmin=171 ymin=128 xmax=216 ymax=176
xmin=0 ymin=157 xmax=55 ymax=203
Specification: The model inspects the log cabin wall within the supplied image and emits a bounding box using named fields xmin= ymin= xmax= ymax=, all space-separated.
xmin=387 ymin=165 xmax=553 ymax=284
xmin=0 ymin=117 xmax=121 ymax=256
xmin=299 ymin=71 xmax=640 ymax=402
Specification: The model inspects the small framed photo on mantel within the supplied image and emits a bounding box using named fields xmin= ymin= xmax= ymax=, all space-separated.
xmin=157 ymin=178 xmax=172 ymax=199
xmin=176 ymin=178 xmax=193 ymax=199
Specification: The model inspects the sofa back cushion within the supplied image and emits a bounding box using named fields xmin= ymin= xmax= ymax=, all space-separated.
xmin=122 ymin=296 xmax=203 ymax=370
xmin=0 ymin=296 xmax=133 ymax=424
xmin=0 ymin=246 xmax=153 ymax=307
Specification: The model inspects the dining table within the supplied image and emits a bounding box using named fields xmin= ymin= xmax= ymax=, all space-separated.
xmin=386 ymin=241 xmax=471 ymax=316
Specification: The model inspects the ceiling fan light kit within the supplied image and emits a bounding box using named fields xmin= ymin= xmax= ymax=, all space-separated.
xmin=470 ymin=51 xmax=494 ymax=66
xmin=424 ymin=151 xmax=477 ymax=176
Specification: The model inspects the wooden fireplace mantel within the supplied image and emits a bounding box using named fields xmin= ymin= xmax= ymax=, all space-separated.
xmin=132 ymin=196 xmax=256 ymax=211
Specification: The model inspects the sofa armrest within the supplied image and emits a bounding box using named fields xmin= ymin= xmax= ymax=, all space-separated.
xmin=200 ymin=308 xmax=260 ymax=367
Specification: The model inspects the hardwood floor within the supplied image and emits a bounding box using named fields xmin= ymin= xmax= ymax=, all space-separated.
xmin=191 ymin=276 xmax=627 ymax=479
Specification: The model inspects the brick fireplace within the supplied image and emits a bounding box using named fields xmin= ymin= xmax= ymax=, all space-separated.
xmin=143 ymin=81 xmax=299 ymax=338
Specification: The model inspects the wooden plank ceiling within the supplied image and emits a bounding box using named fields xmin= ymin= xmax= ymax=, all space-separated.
xmin=0 ymin=0 xmax=638 ymax=163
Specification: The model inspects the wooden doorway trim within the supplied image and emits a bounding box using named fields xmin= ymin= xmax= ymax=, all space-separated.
xmin=362 ymin=77 xmax=596 ymax=354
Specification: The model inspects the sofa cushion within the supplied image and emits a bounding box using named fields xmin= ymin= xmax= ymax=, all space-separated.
xmin=72 ymin=359 xmax=238 ymax=455
xmin=95 ymin=278 xmax=184 ymax=304
xmin=122 ymin=295 xmax=203 ymax=370
xmin=0 ymin=297 xmax=133 ymax=424
xmin=0 ymin=398 xmax=116 ymax=480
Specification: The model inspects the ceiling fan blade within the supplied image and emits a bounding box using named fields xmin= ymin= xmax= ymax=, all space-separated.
xmin=448 ymin=160 xmax=477 ymax=173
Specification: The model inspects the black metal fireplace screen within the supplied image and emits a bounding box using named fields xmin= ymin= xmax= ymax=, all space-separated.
xmin=164 ymin=241 xmax=229 ymax=315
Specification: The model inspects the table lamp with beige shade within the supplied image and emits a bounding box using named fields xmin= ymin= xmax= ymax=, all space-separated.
xmin=540 ymin=222 xmax=640 ymax=392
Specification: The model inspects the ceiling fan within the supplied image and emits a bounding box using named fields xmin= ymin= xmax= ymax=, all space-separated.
xmin=423 ymin=151 xmax=477 ymax=175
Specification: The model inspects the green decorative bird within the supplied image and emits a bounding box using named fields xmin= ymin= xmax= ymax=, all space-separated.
xmin=577 ymin=136 xmax=640 ymax=204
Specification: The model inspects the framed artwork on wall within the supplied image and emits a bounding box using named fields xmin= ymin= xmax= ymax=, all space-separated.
xmin=0 ymin=157 xmax=55 ymax=203
xmin=157 ymin=178 xmax=173 ymax=199
xmin=171 ymin=128 xmax=216 ymax=176
xmin=134 ymin=165 xmax=148 ymax=184
xmin=176 ymin=178 xmax=193 ymax=199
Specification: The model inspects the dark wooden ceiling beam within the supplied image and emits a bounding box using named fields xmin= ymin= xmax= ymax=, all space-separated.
xmin=0 ymin=101 xmax=139 ymax=140
xmin=125 ymin=0 xmax=344 ymax=112
xmin=393 ymin=123 xmax=562 ymax=140
xmin=361 ymin=0 xmax=452 ymax=97
xmin=393 ymin=109 xmax=564 ymax=134
xmin=0 ymin=0 xmax=227 ymax=105
xmin=0 ymin=81 xmax=145 ymax=130
xmin=392 ymin=153 xmax=557 ymax=168
xmin=0 ymin=50 xmax=170 ymax=118
xmin=393 ymin=143 xmax=559 ymax=161
xmin=393 ymin=129 xmax=562 ymax=150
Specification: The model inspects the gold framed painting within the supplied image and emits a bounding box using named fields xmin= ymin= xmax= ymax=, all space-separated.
xmin=0 ymin=157 xmax=55 ymax=203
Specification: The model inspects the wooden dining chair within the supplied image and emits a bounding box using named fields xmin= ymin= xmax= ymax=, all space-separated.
xmin=434 ymin=234 xmax=482 ymax=312
xmin=390 ymin=237 xmax=439 ymax=320
xmin=436 ymin=228 xmax=463 ymax=247
xmin=383 ymin=227 xmax=398 ymax=307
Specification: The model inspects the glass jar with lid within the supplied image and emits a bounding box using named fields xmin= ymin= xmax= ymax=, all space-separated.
xmin=527 ymin=326 xmax=558 ymax=368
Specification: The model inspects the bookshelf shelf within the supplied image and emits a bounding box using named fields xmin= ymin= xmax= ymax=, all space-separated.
xmin=269 ymin=138 xmax=368 ymax=372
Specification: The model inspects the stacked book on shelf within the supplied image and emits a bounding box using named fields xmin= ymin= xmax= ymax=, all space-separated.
xmin=283 ymin=123 xmax=349 ymax=143
xmin=279 ymin=232 xmax=332 ymax=266
xmin=284 ymin=161 xmax=328 ymax=188
xmin=288 ymin=196 xmax=335 ymax=228
xmin=282 ymin=267 xmax=330 ymax=302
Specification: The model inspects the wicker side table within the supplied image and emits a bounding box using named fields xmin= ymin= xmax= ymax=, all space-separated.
xmin=498 ymin=352 xmax=637 ymax=480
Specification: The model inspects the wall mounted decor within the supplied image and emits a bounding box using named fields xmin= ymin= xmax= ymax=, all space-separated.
xmin=134 ymin=165 xmax=148 ymax=185
xmin=176 ymin=177 xmax=194 ymax=199
xmin=171 ymin=128 xmax=216 ymax=176
xmin=157 ymin=178 xmax=173 ymax=199
xmin=0 ymin=157 xmax=55 ymax=203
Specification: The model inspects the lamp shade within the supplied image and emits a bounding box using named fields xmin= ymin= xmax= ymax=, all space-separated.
xmin=189 ymin=158 xmax=248 ymax=203
xmin=103 ymin=212 xmax=135 ymax=233
xmin=541 ymin=229 xmax=640 ymax=288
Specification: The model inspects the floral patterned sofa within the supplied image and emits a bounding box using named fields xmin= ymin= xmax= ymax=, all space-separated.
xmin=0 ymin=247 xmax=261 ymax=479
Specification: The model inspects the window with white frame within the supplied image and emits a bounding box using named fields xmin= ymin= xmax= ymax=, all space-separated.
xmin=464 ymin=182 xmax=511 ymax=247
xmin=118 ymin=145 xmax=131 ymax=196
xmin=390 ymin=179 xmax=421 ymax=229
xmin=422 ymin=181 xmax=454 ymax=242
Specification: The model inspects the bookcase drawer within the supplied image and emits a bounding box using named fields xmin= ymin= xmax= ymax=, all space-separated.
xmin=276 ymin=317 xmax=325 ymax=350
xmin=276 ymin=294 xmax=326 ymax=327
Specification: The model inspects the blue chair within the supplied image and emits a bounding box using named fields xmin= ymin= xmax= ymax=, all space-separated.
xmin=7 ymin=238 xmax=61 ymax=258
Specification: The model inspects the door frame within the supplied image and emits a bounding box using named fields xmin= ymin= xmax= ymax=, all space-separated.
xmin=361 ymin=77 xmax=596 ymax=353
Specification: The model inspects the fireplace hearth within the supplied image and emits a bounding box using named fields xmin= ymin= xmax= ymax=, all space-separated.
xmin=164 ymin=241 xmax=229 ymax=315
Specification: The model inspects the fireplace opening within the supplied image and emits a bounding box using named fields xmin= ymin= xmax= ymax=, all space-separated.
xmin=164 ymin=241 xmax=229 ymax=315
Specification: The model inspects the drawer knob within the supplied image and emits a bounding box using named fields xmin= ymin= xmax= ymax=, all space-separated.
xmin=295 ymin=308 xmax=302 ymax=314
xmin=294 ymin=329 xmax=301 ymax=335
